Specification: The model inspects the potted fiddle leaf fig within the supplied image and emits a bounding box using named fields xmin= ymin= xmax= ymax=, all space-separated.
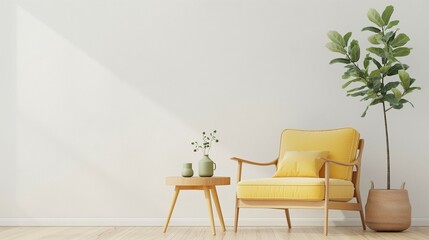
xmin=326 ymin=5 xmax=420 ymax=231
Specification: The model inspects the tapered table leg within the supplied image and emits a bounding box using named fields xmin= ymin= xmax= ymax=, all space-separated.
xmin=163 ymin=186 xmax=180 ymax=233
xmin=204 ymin=187 xmax=216 ymax=235
xmin=211 ymin=186 xmax=226 ymax=232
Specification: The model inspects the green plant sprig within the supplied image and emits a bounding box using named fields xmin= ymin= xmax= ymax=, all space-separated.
xmin=326 ymin=5 xmax=420 ymax=117
xmin=191 ymin=130 xmax=219 ymax=156
xmin=326 ymin=5 xmax=421 ymax=190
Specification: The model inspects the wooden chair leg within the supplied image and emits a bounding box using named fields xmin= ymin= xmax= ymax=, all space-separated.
xmin=234 ymin=197 xmax=239 ymax=232
xmin=356 ymin=191 xmax=366 ymax=230
xmin=324 ymin=205 xmax=329 ymax=236
xmin=359 ymin=209 xmax=366 ymax=230
xmin=285 ymin=209 xmax=291 ymax=229
xmin=324 ymin=162 xmax=330 ymax=236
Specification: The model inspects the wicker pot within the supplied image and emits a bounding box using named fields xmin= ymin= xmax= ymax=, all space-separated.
xmin=365 ymin=182 xmax=411 ymax=231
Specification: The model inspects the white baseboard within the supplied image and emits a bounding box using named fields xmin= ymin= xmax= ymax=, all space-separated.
xmin=0 ymin=218 xmax=428 ymax=227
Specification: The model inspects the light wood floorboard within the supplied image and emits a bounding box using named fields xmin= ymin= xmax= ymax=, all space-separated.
xmin=0 ymin=227 xmax=428 ymax=240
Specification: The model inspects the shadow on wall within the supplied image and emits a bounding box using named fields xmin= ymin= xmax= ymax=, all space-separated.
xmin=15 ymin=3 xmax=221 ymax=216
xmin=16 ymin=0 xmax=340 ymax=132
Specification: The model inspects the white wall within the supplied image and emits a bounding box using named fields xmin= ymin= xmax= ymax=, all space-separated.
xmin=1 ymin=0 xmax=428 ymax=226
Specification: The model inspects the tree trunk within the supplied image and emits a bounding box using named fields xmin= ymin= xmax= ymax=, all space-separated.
xmin=382 ymin=102 xmax=391 ymax=190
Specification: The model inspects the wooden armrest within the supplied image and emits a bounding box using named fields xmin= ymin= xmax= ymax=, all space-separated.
xmin=230 ymin=157 xmax=277 ymax=166
xmin=318 ymin=157 xmax=359 ymax=167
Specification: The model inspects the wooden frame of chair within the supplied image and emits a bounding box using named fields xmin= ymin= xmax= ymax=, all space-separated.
xmin=231 ymin=139 xmax=366 ymax=236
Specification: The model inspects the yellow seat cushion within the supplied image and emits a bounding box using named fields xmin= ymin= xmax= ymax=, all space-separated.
xmin=237 ymin=178 xmax=354 ymax=201
xmin=273 ymin=151 xmax=329 ymax=178
xmin=279 ymin=128 xmax=360 ymax=181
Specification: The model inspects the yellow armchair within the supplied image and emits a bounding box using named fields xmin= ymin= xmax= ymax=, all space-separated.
xmin=231 ymin=128 xmax=365 ymax=235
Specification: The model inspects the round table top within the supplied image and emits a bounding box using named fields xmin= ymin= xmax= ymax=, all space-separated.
xmin=166 ymin=176 xmax=230 ymax=186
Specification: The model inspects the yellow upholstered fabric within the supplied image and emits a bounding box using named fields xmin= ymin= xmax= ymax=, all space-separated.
xmin=279 ymin=128 xmax=360 ymax=181
xmin=273 ymin=151 xmax=328 ymax=178
xmin=237 ymin=178 xmax=354 ymax=201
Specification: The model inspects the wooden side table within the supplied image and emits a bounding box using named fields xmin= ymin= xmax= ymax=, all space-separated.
xmin=163 ymin=176 xmax=230 ymax=235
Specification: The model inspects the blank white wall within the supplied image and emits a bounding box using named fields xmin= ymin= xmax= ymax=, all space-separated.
xmin=1 ymin=0 xmax=428 ymax=226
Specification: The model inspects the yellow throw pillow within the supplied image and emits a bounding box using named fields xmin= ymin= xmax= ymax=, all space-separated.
xmin=273 ymin=151 xmax=329 ymax=178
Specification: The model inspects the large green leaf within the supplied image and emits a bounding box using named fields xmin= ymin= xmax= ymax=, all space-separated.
xmin=326 ymin=42 xmax=347 ymax=54
xmin=373 ymin=79 xmax=382 ymax=91
xmin=342 ymin=72 xmax=351 ymax=79
xmin=392 ymin=88 xmax=402 ymax=100
xmin=367 ymin=89 xmax=377 ymax=99
xmin=328 ymin=31 xmax=346 ymax=47
xmin=380 ymin=65 xmax=390 ymax=74
xmin=382 ymin=82 xmax=400 ymax=92
xmin=399 ymin=99 xmax=414 ymax=107
xmin=367 ymin=8 xmax=385 ymax=27
xmin=372 ymin=58 xmax=382 ymax=69
xmin=382 ymin=5 xmax=394 ymax=24
xmin=363 ymin=59 xmax=370 ymax=69
xmin=367 ymin=47 xmax=384 ymax=57
xmin=362 ymin=26 xmax=381 ymax=33
xmin=386 ymin=20 xmax=400 ymax=29
xmin=368 ymin=33 xmax=382 ymax=45
xmin=390 ymin=33 xmax=410 ymax=48
xmin=404 ymin=86 xmax=422 ymax=95
xmin=383 ymin=31 xmax=396 ymax=44
xmin=343 ymin=32 xmax=352 ymax=46
xmin=399 ymin=70 xmax=411 ymax=89
xmin=393 ymin=47 xmax=411 ymax=57
xmin=386 ymin=63 xmax=407 ymax=76
xmin=347 ymin=90 xmax=368 ymax=97
xmin=329 ymin=58 xmax=351 ymax=64
xmin=342 ymin=63 xmax=362 ymax=78
xmin=345 ymin=82 xmax=365 ymax=90
xmin=384 ymin=94 xmax=399 ymax=106
xmin=349 ymin=40 xmax=360 ymax=62
xmin=369 ymin=69 xmax=381 ymax=81
xmin=347 ymin=86 xmax=367 ymax=94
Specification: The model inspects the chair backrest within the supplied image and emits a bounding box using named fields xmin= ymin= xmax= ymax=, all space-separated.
xmin=278 ymin=128 xmax=360 ymax=181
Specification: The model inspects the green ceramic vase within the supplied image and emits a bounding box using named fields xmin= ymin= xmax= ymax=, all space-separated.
xmin=198 ymin=155 xmax=216 ymax=177
xmin=181 ymin=163 xmax=194 ymax=177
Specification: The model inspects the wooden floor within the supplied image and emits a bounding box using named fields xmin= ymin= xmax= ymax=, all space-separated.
xmin=0 ymin=227 xmax=428 ymax=240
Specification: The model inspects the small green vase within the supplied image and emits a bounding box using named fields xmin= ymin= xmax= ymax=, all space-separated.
xmin=181 ymin=163 xmax=194 ymax=177
xmin=198 ymin=155 xmax=216 ymax=177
